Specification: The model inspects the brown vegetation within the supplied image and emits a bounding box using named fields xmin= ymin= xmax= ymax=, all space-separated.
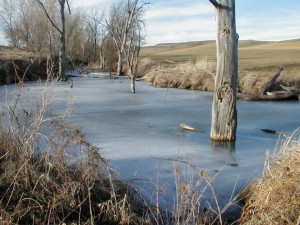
xmin=239 ymin=130 xmax=300 ymax=224
xmin=141 ymin=39 xmax=300 ymax=95
xmin=144 ymin=59 xmax=215 ymax=91
xmin=0 ymin=82 xmax=150 ymax=224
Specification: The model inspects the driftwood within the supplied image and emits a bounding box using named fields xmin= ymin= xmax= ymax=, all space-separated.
xmin=266 ymin=91 xmax=288 ymax=96
xmin=263 ymin=66 xmax=284 ymax=94
xmin=180 ymin=123 xmax=205 ymax=132
xmin=280 ymin=85 xmax=300 ymax=92
xmin=238 ymin=91 xmax=298 ymax=101
xmin=180 ymin=123 xmax=199 ymax=132
xmin=238 ymin=66 xmax=300 ymax=101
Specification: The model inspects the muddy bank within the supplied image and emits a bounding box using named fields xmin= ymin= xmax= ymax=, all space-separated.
xmin=0 ymin=59 xmax=48 ymax=85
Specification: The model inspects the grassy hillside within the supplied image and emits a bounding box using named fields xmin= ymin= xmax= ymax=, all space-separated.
xmin=141 ymin=39 xmax=300 ymax=70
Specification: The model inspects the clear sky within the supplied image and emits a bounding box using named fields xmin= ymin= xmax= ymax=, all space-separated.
xmin=1 ymin=0 xmax=300 ymax=46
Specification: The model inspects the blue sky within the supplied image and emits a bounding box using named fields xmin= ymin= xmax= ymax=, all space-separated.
xmin=1 ymin=0 xmax=300 ymax=46
xmin=74 ymin=0 xmax=300 ymax=46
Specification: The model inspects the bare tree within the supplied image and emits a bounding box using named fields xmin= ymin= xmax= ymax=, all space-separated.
xmin=36 ymin=0 xmax=71 ymax=80
xmin=0 ymin=0 xmax=20 ymax=47
xmin=101 ymin=35 xmax=118 ymax=70
xmin=98 ymin=26 xmax=109 ymax=70
xmin=125 ymin=14 xmax=144 ymax=93
xmin=84 ymin=9 xmax=105 ymax=64
xmin=209 ymin=0 xmax=238 ymax=141
xmin=66 ymin=9 xmax=85 ymax=65
xmin=106 ymin=0 xmax=149 ymax=76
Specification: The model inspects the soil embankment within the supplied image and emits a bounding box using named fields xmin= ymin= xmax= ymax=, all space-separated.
xmin=0 ymin=46 xmax=47 ymax=84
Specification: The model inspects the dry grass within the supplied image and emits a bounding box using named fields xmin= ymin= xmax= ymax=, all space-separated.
xmin=144 ymin=58 xmax=215 ymax=91
xmin=239 ymin=66 xmax=300 ymax=94
xmin=144 ymin=59 xmax=300 ymax=95
xmin=145 ymin=158 xmax=241 ymax=225
xmin=0 ymin=80 xmax=151 ymax=224
xmin=0 ymin=46 xmax=34 ymax=60
xmin=142 ymin=39 xmax=300 ymax=95
xmin=239 ymin=130 xmax=300 ymax=224
xmin=142 ymin=39 xmax=300 ymax=70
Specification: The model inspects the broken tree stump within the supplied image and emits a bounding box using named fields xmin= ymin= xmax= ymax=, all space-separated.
xmin=263 ymin=66 xmax=284 ymax=94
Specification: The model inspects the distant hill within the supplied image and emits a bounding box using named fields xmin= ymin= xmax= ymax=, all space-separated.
xmin=141 ymin=39 xmax=300 ymax=69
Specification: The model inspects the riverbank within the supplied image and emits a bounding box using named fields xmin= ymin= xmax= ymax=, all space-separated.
xmin=0 ymin=76 xmax=299 ymax=224
xmin=142 ymin=60 xmax=300 ymax=96
xmin=140 ymin=39 xmax=300 ymax=96
xmin=0 ymin=46 xmax=47 ymax=84
xmin=0 ymin=80 xmax=151 ymax=224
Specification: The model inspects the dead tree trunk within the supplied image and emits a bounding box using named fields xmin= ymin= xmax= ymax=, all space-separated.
xmin=36 ymin=0 xmax=70 ymax=80
xmin=117 ymin=49 xmax=124 ymax=76
xmin=59 ymin=0 xmax=66 ymax=80
xmin=263 ymin=66 xmax=284 ymax=94
xmin=209 ymin=0 xmax=238 ymax=141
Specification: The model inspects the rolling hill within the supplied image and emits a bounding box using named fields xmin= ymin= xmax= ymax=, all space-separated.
xmin=141 ymin=39 xmax=300 ymax=70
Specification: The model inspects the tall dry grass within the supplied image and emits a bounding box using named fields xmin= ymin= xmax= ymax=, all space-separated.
xmin=238 ymin=66 xmax=300 ymax=95
xmin=145 ymin=58 xmax=300 ymax=95
xmin=144 ymin=58 xmax=215 ymax=91
xmin=0 ymin=80 xmax=151 ymax=224
xmin=145 ymin=159 xmax=241 ymax=225
xmin=239 ymin=129 xmax=300 ymax=224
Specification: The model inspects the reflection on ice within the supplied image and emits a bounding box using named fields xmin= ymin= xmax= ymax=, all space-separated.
xmin=1 ymin=75 xmax=299 ymax=215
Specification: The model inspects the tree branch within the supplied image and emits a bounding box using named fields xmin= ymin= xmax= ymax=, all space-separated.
xmin=209 ymin=0 xmax=222 ymax=8
xmin=35 ymin=0 xmax=62 ymax=34
xmin=66 ymin=0 xmax=71 ymax=15
xmin=209 ymin=0 xmax=231 ymax=10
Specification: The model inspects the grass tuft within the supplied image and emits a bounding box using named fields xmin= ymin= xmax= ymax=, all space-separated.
xmin=240 ymin=129 xmax=300 ymax=224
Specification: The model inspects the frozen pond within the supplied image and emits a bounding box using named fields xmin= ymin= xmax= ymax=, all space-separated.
xmin=1 ymin=75 xmax=300 ymax=215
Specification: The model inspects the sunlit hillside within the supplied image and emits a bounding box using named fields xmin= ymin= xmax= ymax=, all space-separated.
xmin=141 ymin=39 xmax=300 ymax=70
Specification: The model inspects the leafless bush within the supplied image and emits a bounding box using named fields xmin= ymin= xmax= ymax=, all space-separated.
xmin=0 ymin=80 xmax=150 ymax=224
xmin=144 ymin=160 xmax=240 ymax=225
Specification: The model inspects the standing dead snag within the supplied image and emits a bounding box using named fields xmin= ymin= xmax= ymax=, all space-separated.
xmin=263 ymin=66 xmax=284 ymax=94
xmin=209 ymin=0 xmax=238 ymax=141
xmin=36 ymin=0 xmax=71 ymax=80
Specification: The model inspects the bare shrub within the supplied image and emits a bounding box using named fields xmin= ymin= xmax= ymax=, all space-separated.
xmin=240 ymin=129 xmax=300 ymax=224
xmin=0 ymin=80 xmax=150 ymax=224
xmin=145 ymin=160 xmax=240 ymax=225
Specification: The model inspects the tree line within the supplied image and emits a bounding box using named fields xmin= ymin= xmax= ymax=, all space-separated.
xmin=0 ymin=0 xmax=148 ymax=90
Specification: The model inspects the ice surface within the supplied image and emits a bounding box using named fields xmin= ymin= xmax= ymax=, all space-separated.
xmin=1 ymin=75 xmax=299 ymax=214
